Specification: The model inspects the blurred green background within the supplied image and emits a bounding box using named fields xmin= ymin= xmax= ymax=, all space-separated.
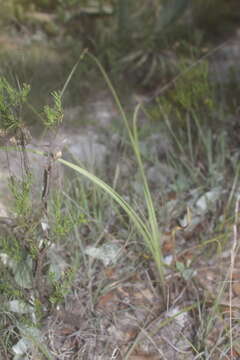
xmin=0 ymin=0 xmax=239 ymax=122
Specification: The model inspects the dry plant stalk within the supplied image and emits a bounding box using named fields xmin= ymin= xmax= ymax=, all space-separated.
xmin=229 ymin=194 xmax=240 ymax=358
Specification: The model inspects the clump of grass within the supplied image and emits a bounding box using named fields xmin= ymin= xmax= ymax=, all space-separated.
xmin=53 ymin=52 xmax=166 ymax=298
xmin=154 ymin=58 xmax=215 ymax=130
xmin=145 ymin=55 xmax=231 ymax=192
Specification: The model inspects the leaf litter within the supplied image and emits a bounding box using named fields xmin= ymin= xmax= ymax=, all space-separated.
xmin=36 ymin=122 xmax=240 ymax=359
xmin=2 ymin=92 xmax=240 ymax=358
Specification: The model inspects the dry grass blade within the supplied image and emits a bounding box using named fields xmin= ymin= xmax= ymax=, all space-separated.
xmin=229 ymin=195 xmax=240 ymax=359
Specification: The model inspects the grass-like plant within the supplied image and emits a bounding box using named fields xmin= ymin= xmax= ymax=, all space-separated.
xmin=55 ymin=52 xmax=166 ymax=296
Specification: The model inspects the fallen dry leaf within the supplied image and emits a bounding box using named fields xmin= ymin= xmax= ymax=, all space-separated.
xmin=125 ymin=327 xmax=138 ymax=341
xmin=232 ymin=271 xmax=240 ymax=296
xmin=129 ymin=354 xmax=159 ymax=360
xmin=104 ymin=267 xmax=116 ymax=279
xmin=233 ymin=282 xmax=240 ymax=296
xmin=233 ymin=343 xmax=240 ymax=356
xmin=59 ymin=326 xmax=76 ymax=336
xmin=162 ymin=232 xmax=173 ymax=252
xmin=97 ymin=290 xmax=119 ymax=309
xmin=133 ymin=288 xmax=154 ymax=302
xmin=115 ymin=326 xmax=138 ymax=343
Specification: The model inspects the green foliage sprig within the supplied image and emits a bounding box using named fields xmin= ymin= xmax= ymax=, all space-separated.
xmin=43 ymin=90 xmax=63 ymax=128
xmin=0 ymin=77 xmax=30 ymax=131
xmin=8 ymin=174 xmax=33 ymax=218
